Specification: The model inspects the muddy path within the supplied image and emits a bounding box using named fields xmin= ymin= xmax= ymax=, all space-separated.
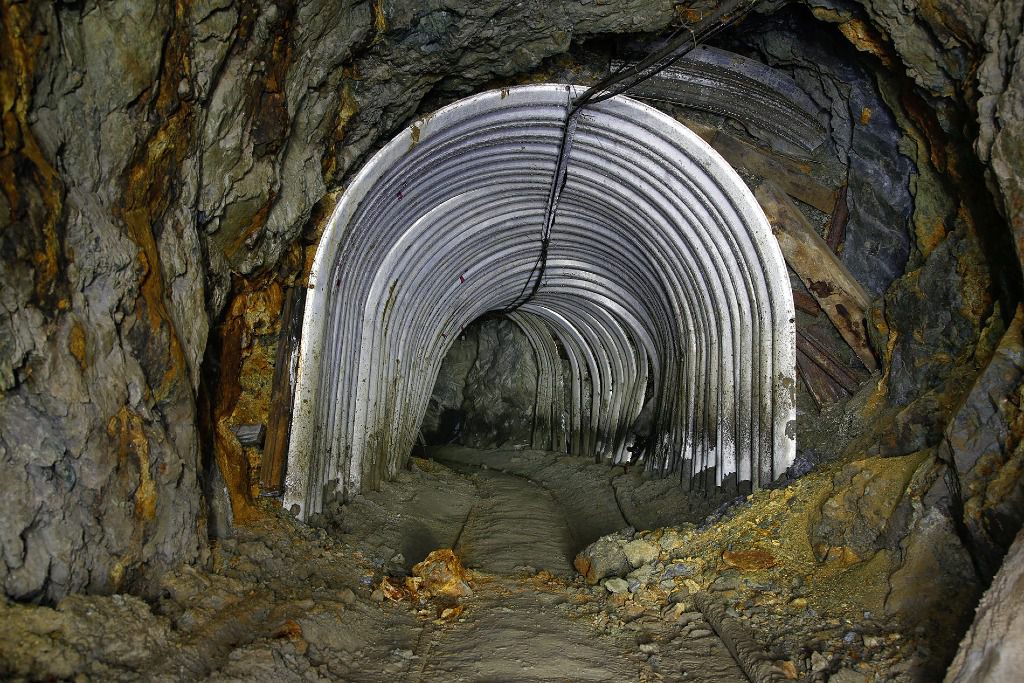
xmin=338 ymin=456 xmax=748 ymax=683
xmin=1 ymin=454 xmax=751 ymax=682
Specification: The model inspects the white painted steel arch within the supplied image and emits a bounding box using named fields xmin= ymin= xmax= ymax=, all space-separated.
xmin=285 ymin=84 xmax=796 ymax=519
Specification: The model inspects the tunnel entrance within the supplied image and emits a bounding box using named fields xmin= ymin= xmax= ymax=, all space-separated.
xmin=284 ymin=84 xmax=796 ymax=520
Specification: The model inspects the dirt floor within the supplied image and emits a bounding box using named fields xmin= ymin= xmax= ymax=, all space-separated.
xmin=1 ymin=449 xmax=938 ymax=682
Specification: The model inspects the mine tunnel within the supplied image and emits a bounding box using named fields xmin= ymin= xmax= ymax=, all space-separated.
xmin=2 ymin=1 xmax=1023 ymax=681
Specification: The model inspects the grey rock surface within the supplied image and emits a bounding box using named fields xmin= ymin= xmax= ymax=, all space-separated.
xmin=0 ymin=0 xmax=679 ymax=602
xmin=423 ymin=318 xmax=541 ymax=449
xmin=4 ymin=0 xmax=1024 ymax=613
xmin=944 ymin=526 xmax=1024 ymax=683
xmin=940 ymin=305 xmax=1024 ymax=577
xmin=741 ymin=11 xmax=914 ymax=297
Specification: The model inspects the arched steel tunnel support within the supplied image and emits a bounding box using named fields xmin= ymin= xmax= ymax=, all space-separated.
xmin=285 ymin=85 xmax=796 ymax=519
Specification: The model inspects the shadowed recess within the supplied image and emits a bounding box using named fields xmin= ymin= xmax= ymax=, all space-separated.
xmin=285 ymin=84 xmax=796 ymax=519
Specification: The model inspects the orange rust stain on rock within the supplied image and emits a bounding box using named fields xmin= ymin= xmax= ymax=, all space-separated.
xmin=108 ymin=407 xmax=158 ymax=522
xmin=1 ymin=3 xmax=65 ymax=306
xmin=114 ymin=2 xmax=196 ymax=403
xmin=210 ymin=272 xmax=295 ymax=520
xmin=899 ymin=89 xmax=948 ymax=172
xmin=212 ymin=308 xmax=257 ymax=523
xmin=225 ymin=196 xmax=274 ymax=260
xmin=860 ymin=107 xmax=873 ymax=125
xmin=322 ymin=81 xmax=359 ymax=183
xmin=837 ymin=19 xmax=894 ymax=65
xmin=68 ymin=320 xmax=88 ymax=370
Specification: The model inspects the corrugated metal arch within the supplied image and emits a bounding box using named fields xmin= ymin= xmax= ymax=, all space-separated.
xmin=284 ymin=84 xmax=796 ymax=519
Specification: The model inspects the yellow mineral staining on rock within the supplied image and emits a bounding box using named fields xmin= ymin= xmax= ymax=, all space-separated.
xmin=412 ymin=549 xmax=474 ymax=601
xmin=722 ymin=549 xmax=777 ymax=571
xmin=68 ymin=321 xmax=88 ymax=370
xmin=0 ymin=2 xmax=65 ymax=307
xmin=108 ymin=407 xmax=157 ymax=523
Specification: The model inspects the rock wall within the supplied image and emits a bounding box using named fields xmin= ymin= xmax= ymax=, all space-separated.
xmin=422 ymin=318 xmax=542 ymax=450
xmin=0 ymin=0 xmax=679 ymax=603
xmin=2 ymin=0 xmax=1023 ymax=610
xmin=944 ymin=526 xmax=1024 ymax=683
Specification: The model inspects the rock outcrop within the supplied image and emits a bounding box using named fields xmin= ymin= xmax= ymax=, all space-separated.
xmin=944 ymin=526 xmax=1024 ymax=683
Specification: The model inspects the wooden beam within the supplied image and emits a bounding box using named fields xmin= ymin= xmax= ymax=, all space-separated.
xmin=796 ymin=328 xmax=865 ymax=393
xmin=756 ymin=181 xmax=878 ymax=372
xmin=825 ymin=184 xmax=849 ymax=252
xmin=796 ymin=349 xmax=847 ymax=408
xmin=792 ymin=290 xmax=821 ymax=316
xmin=679 ymin=116 xmax=838 ymax=213
xmin=260 ymin=285 xmax=307 ymax=496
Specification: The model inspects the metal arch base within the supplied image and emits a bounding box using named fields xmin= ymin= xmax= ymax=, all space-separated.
xmin=284 ymin=84 xmax=796 ymax=520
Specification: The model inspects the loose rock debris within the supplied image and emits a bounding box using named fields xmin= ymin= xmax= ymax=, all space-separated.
xmin=0 ymin=456 xmax=957 ymax=681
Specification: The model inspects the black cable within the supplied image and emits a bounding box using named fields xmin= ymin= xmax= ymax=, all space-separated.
xmin=500 ymin=0 xmax=757 ymax=314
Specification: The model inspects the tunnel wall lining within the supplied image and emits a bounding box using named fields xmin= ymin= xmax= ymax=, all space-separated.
xmin=285 ymin=84 xmax=796 ymax=519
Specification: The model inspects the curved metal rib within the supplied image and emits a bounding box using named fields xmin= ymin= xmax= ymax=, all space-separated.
xmin=285 ymin=84 xmax=796 ymax=519
xmin=612 ymin=45 xmax=828 ymax=153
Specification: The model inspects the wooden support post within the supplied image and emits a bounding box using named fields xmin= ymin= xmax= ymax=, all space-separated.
xmin=796 ymin=341 xmax=851 ymax=408
xmin=756 ymin=181 xmax=878 ymax=373
xmin=260 ymin=285 xmax=306 ymax=496
xmin=796 ymin=328 xmax=865 ymax=393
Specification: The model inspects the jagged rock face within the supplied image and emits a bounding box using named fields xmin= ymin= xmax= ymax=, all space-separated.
xmin=1 ymin=0 xmax=1023 ymax=609
xmin=944 ymin=525 xmax=1024 ymax=683
xmin=422 ymin=318 xmax=541 ymax=450
xmin=1 ymin=2 xmax=207 ymax=603
xmin=0 ymin=0 xmax=677 ymax=602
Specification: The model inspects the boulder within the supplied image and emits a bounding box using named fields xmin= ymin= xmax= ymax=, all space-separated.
xmin=623 ymin=540 xmax=660 ymax=569
xmin=940 ymin=305 xmax=1024 ymax=578
xmin=411 ymin=549 xmax=472 ymax=601
xmin=574 ymin=535 xmax=631 ymax=585
xmin=810 ymin=453 xmax=928 ymax=563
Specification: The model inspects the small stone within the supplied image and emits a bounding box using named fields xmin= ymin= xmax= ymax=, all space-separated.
xmin=604 ymin=577 xmax=629 ymax=593
xmin=412 ymin=549 xmax=472 ymax=600
xmin=668 ymin=588 xmax=690 ymax=603
xmin=675 ymin=611 xmax=703 ymax=627
xmin=371 ymin=589 xmax=385 ymax=602
xmin=829 ymin=668 xmax=869 ymax=682
xmin=639 ymin=643 xmax=659 ymax=654
xmin=624 ymin=540 xmax=660 ymax=568
xmin=774 ymin=659 xmax=798 ymax=680
xmin=810 ymin=651 xmax=831 ymax=672
xmin=662 ymin=562 xmax=693 ymax=579
xmin=863 ymin=635 xmax=883 ymax=648
xmin=710 ymin=574 xmax=740 ymax=591
xmin=575 ymin=536 xmax=631 ymax=584
xmin=689 ymin=628 xmax=713 ymax=638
